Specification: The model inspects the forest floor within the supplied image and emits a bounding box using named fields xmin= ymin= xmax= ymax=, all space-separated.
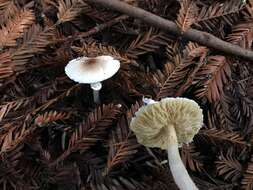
xmin=0 ymin=0 xmax=253 ymax=190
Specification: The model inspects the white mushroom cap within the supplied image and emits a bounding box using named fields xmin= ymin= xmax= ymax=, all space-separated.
xmin=65 ymin=55 xmax=120 ymax=84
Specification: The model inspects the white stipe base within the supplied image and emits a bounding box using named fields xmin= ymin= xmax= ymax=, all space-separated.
xmin=167 ymin=144 xmax=198 ymax=190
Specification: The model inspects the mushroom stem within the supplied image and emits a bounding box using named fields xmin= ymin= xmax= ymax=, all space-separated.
xmin=167 ymin=126 xmax=198 ymax=190
xmin=92 ymin=89 xmax=100 ymax=104
xmin=167 ymin=144 xmax=198 ymax=190
xmin=90 ymin=82 xmax=102 ymax=104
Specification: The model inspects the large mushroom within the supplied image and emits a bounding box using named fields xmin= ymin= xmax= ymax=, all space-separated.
xmin=65 ymin=55 xmax=120 ymax=104
xmin=130 ymin=97 xmax=203 ymax=190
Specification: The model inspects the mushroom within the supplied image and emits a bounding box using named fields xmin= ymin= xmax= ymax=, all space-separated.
xmin=65 ymin=55 xmax=120 ymax=104
xmin=130 ymin=97 xmax=203 ymax=190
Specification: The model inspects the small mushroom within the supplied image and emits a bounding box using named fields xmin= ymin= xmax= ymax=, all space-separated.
xmin=130 ymin=97 xmax=203 ymax=190
xmin=65 ymin=55 xmax=120 ymax=104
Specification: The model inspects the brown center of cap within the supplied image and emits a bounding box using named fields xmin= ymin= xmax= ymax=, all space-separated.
xmin=83 ymin=58 xmax=97 ymax=65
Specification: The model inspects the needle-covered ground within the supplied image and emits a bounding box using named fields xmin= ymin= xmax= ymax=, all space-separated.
xmin=0 ymin=0 xmax=252 ymax=190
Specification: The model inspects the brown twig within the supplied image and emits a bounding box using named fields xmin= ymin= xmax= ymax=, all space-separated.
xmin=77 ymin=15 xmax=129 ymax=39
xmin=58 ymin=15 xmax=129 ymax=42
xmin=86 ymin=0 xmax=253 ymax=61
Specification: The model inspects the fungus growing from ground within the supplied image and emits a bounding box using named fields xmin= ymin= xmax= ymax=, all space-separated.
xmin=130 ymin=97 xmax=203 ymax=190
xmin=65 ymin=55 xmax=120 ymax=104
